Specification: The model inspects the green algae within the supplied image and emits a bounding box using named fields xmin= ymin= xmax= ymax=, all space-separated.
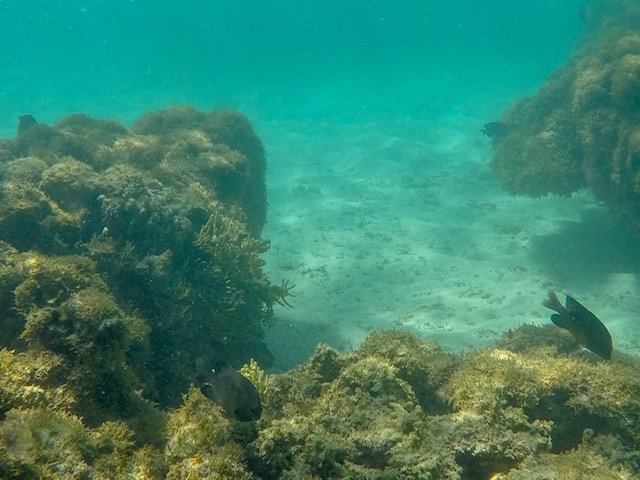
xmin=0 ymin=106 xmax=280 ymax=415
xmin=1 ymin=325 xmax=639 ymax=478
xmin=164 ymin=386 xmax=254 ymax=480
xmin=0 ymin=105 xmax=284 ymax=464
xmin=249 ymin=328 xmax=639 ymax=479
xmin=490 ymin=0 xmax=640 ymax=227
xmin=1 ymin=104 xmax=639 ymax=478
xmin=0 ymin=349 xmax=73 ymax=415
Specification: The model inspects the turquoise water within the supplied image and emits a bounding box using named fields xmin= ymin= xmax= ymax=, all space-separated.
xmin=2 ymin=5 xmax=640 ymax=476
xmin=8 ymin=1 xmax=635 ymax=370
xmin=1 ymin=1 xmax=584 ymax=133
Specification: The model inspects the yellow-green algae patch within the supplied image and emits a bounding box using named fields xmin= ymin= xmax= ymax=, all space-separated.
xmin=489 ymin=0 xmax=640 ymax=228
xmin=0 ymin=407 xmax=167 ymax=480
xmin=250 ymin=327 xmax=638 ymax=478
xmin=0 ymin=348 xmax=73 ymax=413
xmin=0 ymin=106 xmax=285 ymax=420
xmin=0 ymin=326 xmax=639 ymax=478
xmin=164 ymin=386 xmax=253 ymax=480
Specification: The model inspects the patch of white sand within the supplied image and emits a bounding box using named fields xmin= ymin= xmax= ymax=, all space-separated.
xmin=259 ymin=111 xmax=640 ymax=371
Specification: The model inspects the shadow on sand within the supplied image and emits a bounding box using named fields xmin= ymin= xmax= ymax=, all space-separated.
xmin=530 ymin=208 xmax=640 ymax=289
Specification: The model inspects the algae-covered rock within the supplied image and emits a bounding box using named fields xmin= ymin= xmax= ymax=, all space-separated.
xmin=497 ymin=434 xmax=638 ymax=479
xmin=1 ymin=324 xmax=638 ymax=478
xmin=446 ymin=346 xmax=640 ymax=450
xmin=131 ymin=106 xmax=267 ymax=235
xmin=250 ymin=327 xmax=639 ymax=479
xmin=164 ymin=386 xmax=254 ymax=480
xmin=358 ymin=329 xmax=457 ymax=414
xmin=490 ymin=0 xmax=640 ymax=227
xmin=0 ymin=349 xmax=73 ymax=415
xmin=0 ymin=407 xmax=166 ymax=480
xmin=0 ymin=107 xmax=280 ymax=416
xmin=0 ymin=104 xmax=286 ymax=475
xmin=40 ymin=157 xmax=98 ymax=210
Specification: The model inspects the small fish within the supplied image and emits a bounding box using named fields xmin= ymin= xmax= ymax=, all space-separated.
xmin=543 ymin=289 xmax=612 ymax=360
xmin=480 ymin=121 xmax=509 ymax=138
xmin=200 ymin=367 xmax=262 ymax=421
xmin=18 ymin=114 xmax=38 ymax=133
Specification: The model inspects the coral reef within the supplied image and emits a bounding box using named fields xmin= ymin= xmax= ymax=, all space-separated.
xmin=490 ymin=0 xmax=640 ymax=226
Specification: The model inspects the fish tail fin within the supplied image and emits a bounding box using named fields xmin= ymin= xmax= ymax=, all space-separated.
xmin=543 ymin=289 xmax=565 ymax=314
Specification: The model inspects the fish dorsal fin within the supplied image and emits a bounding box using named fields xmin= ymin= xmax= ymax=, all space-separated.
xmin=565 ymin=295 xmax=580 ymax=311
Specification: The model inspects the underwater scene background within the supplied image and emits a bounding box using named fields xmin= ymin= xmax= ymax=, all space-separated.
xmin=1 ymin=0 xmax=640 ymax=478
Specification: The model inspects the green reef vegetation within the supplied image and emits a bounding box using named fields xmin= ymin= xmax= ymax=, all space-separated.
xmin=2 ymin=324 xmax=639 ymax=479
xmin=0 ymin=105 xmax=286 ymax=437
xmin=489 ymin=0 xmax=640 ymax=228
xmin=1 ymin=105 xmax=639 ymax=478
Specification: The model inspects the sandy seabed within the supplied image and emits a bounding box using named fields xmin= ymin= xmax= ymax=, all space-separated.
xmin=2 ymin=72 xmax=637 ymax=372
xmin=259 ymin=102 xmax=640 ymax=370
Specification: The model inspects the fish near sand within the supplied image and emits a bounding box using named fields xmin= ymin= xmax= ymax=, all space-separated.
xmin=480 ymin=121 xmax=509 ymax=138
xmin=18 ymin=114 xmax=38 ymax=133
xmin=543 ymin=289 xmax=612 ymax=360
xmin=201 ymin=367 xmax=262 ymax=421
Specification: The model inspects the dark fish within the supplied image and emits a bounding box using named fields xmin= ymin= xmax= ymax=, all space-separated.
xmin=18 ymin=114 xmax=38 ymax=133
xmin=480 ymin=121 xmax=509 ymax=138
xmin=200 ymin=367 xmax=262 ymax=421
xmin=543 ymin=289 xmax=612 ymax=360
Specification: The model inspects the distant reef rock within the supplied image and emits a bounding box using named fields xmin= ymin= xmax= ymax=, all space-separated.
xmin=1 ymin=326 xmax=639 ymax=478
xmin=489 ymin=0 xmax=640 ymax=227
xmin=0 ymin=106 xmax=292 ymax=432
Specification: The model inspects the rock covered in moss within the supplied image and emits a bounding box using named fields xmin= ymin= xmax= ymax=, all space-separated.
xmin=0 ymin=105 xmax=281 ymax=476
xmin=250 ymin=331 xmax=529 ymax=479
xmin=490 ymin=0 xmax=640 ymax=226
xmin=0 ymin=106 xmax=279 ymax=419
xmin=164 ymin=386 xmax=253 ymax=480
xmin=0 ymin=348 xmax=73 ymax=415
xmin=250 ymin=327 xmax=639 ymax=479
xmin=0 ymin=326 xmax=638 ymax=478
xmin=496 ymin=434 xmax=637 ymax=479
xmin=131 ymin=106 xmax=266 ymax=235
xmin=445 ymin=345 xmax=640 ymax=451
xmin=0 ymin=250 xmax=150 ymax=424
xmin=0 ymin=407 xmax=167 ymax=480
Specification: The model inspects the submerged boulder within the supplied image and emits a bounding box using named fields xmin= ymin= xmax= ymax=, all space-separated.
xmin=0 ymin=325 xmax=638 ymax=478
xmin=489 ymin=0 xmax=640 ymax=228
xmin=0 ymin=106 xmax=281 ymax=422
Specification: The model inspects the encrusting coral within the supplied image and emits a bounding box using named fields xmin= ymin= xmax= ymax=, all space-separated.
xmin=489 ymin=0 xmax=640 ymax=228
